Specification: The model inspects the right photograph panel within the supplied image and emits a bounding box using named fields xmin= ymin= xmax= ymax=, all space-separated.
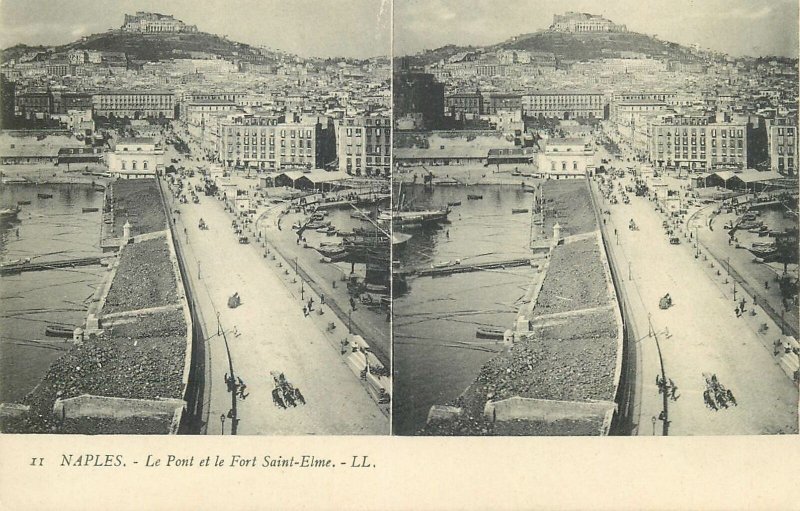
xmin=391 ymin=0 xmax=800 ymax=436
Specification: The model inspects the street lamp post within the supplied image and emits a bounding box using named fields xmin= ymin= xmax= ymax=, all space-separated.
xmin=348 ymin=310 xmax=352 ymax=334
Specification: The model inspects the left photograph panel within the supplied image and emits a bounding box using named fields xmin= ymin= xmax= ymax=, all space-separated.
xmin=0 ymin=0 xmax=391 ymax=435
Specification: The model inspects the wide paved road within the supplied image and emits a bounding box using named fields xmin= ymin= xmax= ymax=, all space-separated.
xmin=592 ymin=177 xmax=797 ymax=435
xmin=162 ymin=177 xmax=388 ymax=435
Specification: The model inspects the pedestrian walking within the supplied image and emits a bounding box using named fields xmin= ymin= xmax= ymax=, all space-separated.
xmin=735 ymin=306 xmax=740 ymax=317
xmin=350 ymin=297 xmax=356 ymax=311
xmin=302 ymin=306 xmax=308 ymax=317
xmin=307 ymin=299 xmax=313 ymax=312
xmin=320 ymin=294 xmax=325 ymax=305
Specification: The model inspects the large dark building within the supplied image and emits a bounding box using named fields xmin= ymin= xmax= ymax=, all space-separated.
xmin=393 ymin=71 xmax=444 ymax=130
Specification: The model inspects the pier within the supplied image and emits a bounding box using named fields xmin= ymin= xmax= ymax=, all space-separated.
xmin=0 ymin=255 xmax=105 ymax=275
xmin=397 ymin=257 xmax=533 ymax=278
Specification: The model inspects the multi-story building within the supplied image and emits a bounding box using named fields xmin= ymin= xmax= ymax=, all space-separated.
xmin=445 ymin=92 xmax=482 ymax=118
xmin=550 ymin=12 xmax=627 ymax=33
xmin=122 ymin=12 xmax=197 ymax=33
xmin=108 ymin=137 xmax=164 ymax=179
xmin=216 ymin=112 xmax=327 ymax=171
xmin=767 ymin=117 xmax=797 ymax=175
xmin=481 ymin=92 xmax=522 ymax=115
xmin=14 ymin=91 xmax=52 ymax=119
xmin=537 ymin=137 xmax=596 ymax=177
xmin=45 ymin=61 xmax=71 ymax=77
xmin=649 ymin=113 xmax=748 ymax=172
xmin=337 ymin=115 xmax=391 ymax=177
xmin=522 ymin=91 xmax=604 ymax=119
xmin=179 ymin=91 xmax=247 ymax=119
xmin=93 ymin=91 xmax=176 ymax=119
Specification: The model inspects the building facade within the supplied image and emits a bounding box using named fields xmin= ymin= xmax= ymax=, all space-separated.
xmin=93 ymin=91 xmax=176 ymax=119
xmin=522 ymin=92 xmax=604 ymax=119
xmin=216 ymin=113 xmax=325 ymax=171
xmin=537 ymin=137 xmax=596 ymax=177
xmin=337 ymin=115 xmax=391 ymax=177
xmin=445 ymin=92 xmax=483 ymax=118
xmin=767 ymin=117 xmax=797 ymax=175
xmin=122 ymin=12 xmax=197 ymax=33
xmin=551 ymin=12 xmax=627 ymax=32
xmin=481 ymin=92 xmax=522 ymax=115
xmin=108 ymin=137 xmax=164 ymax=179
xmin=649 ymin=113 xmax=748 ymax=172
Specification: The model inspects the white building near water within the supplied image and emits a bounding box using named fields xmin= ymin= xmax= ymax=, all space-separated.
xmin=537 ymin=137 xmax=596 ymax=178
xmin=108 ymin=137 xmax=164 ymax=179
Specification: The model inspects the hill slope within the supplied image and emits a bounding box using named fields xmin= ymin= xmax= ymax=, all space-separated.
xmin=2 ymin=30 xmax=279 ymax=64
xmin=400 ymin=29 xmax=702 ymax=68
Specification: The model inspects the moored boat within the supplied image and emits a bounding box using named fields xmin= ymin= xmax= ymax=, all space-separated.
xmin=511 ymin=208 xmax=529 ymax=214
xmin=467 ymin=194 xmax=483 ymax=200
xmin=82 ymin=207 xmax=99 ymax=213
xmin=0 ymin=205 xmax=21 ymax=220
xmin=475 ymin=325 xmax=506 ymax=340
xmin=45 ymin=324 xmax=76 ymax=338
xmin=447 ymin=201 xmax=462 ymax=207
xmin=37 ymin=193 xmax=53 ymax=199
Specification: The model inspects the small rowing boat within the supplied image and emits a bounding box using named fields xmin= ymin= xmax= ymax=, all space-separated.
xmin=82 ymin=207 xmax=99 ymax=213
xmin=511 ymin=208 xmax=529 ymax=214
xmin=45 ymin=324 xmax=76 ymax=338
xmin=476 ymin=326 xmax=506 ymax=340
xmin=467 ymin=194 xmax=483 ymax=200
xmin=37 ymin=193 xmax=53 ymax=199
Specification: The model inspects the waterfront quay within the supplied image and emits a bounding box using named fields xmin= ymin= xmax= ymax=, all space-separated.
xmin=593 ymin=169 xmax=798 ymax=435
xmin=161 ymin=156 xmax=388 ymax=435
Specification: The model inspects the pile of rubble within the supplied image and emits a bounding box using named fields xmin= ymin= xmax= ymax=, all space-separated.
xmin=1 ymin=309 xmax=186 ymax=434
xmin=533 ymin=238 xmax=608 ymax=316
xmin=112 ymin=179 xmax=167 ymax=237
xmin=103 ymin=238 xmax=178 ymax=314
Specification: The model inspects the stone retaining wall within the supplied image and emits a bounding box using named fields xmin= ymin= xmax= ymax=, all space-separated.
xmin=483 ymin=396 xmax=617 ymax=432
xmin=53 ymin=394 xmax=184 ymax=434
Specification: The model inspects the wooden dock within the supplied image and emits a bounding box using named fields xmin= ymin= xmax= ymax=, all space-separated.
xmin=397 ymin=258 xmax=533 ymax=278
xmin=0 ymin=256 xmax=105 ymax=275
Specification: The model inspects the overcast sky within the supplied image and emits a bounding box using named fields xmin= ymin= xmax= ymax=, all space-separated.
xmin=395 ymin=0 xmax=799 ymax=58
xmin=0 ymin=0 xmax=391 ymax=58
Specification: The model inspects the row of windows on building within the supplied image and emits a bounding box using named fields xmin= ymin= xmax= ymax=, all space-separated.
xmin=120 ymin=160 xmax=149 ymax=170
xmin=226 ymin=128 xmax=314 ymax=138
xmin=658 ymin=139 xmax=745 ymax=148
xmin=656 ymin=128 xmax=744 ymax=138
xmin=228 ymin=147 xmax=313 ymax=156
xmin=228 ymin=138 xmax=314 ymax=148
xmin=343 ymin=127 xmax=386 ymax=137
xmin=344 ymin=144 xmax=390 ymax=155
xmin=550 ymin=161 xmax=582 ymax=171
xmin=345 ymin=156 xmax=390 ymax=167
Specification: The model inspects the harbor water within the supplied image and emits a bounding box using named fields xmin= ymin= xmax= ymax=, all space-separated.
xmin=0 ymin=183 xmax=106 ymax=403
xmin=393 ymin=183 xmax=539 ymax=434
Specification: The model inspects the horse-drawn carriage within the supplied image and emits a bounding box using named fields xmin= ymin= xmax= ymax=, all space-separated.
xmin=702 ymin=372 xmax=737 ymax=411
xmin=270 ymin=371 xmax=306 ymax=409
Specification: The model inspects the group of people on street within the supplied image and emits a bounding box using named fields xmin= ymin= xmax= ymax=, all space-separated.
xmin=224 ymin=373 xmax=248 ymax=400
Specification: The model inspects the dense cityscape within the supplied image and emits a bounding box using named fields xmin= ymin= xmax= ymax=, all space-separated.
xmin=392 ymin=10 xmax=799 ymax=435
xmin=0 ymin=9 xmax=391 ymax=435
xmin=0 ymin=4 xmax=797 ymax=438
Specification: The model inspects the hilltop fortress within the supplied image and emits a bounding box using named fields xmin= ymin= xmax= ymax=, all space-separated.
xmin=550 ymin=12 xmax=627 ymax=33
xmin=122 ymin=12 xmax=198 ymax=33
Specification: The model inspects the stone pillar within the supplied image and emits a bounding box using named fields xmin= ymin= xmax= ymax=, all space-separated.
xmin=553 ymin=222 xmax=561 ymax=245
xmin=72 ymin=327 xmax=84 ymax=344
xmin=123 ymin=220 xmax=132 ymax=241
